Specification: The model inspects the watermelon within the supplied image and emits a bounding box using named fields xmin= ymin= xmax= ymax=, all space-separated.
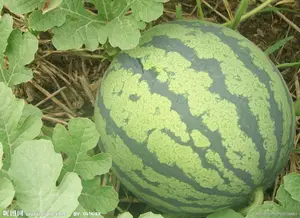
xmin=94 ymin=20 xmax=295 ymax=216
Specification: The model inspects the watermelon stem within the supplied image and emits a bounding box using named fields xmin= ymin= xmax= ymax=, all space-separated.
xmin=230 ymin=0 xmax=249 ymax=30
xmin=237 ymin=186 xmax=264 ymax=216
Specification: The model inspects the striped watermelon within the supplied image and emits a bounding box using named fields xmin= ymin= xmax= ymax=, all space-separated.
xmin=94 ymin=20 xmax=295 ymax=216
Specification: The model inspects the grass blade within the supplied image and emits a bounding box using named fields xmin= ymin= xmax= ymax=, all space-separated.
xmin=231 ymin=0 xmax=249 ymax=30
xmin=265 ymin=36 xmax=294 ymax=55
xmin=176 ymin=3 xmax=183 ymax=19
xmin=277 ymin=61 xmax=300 ymax=69
xmin=196 ymin=0 xmax=204 ymax=20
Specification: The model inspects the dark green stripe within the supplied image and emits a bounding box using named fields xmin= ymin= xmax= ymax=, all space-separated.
xmin=143 ymin=35 xmax=257 ymax=187
xmin=200 ymin=24 xmax=284 ymax=183
xmin=109 ymin=162 xmax=247 ymax=214
xmin=96 ymin=64 xmax=242 ymax=197
xmin=161 ymin=128 xmax=231 ymax=185
xmin=117 ymin=52 xmax=252 ymax=193
xmin=173 ymin=21 xmax=286 ymax=182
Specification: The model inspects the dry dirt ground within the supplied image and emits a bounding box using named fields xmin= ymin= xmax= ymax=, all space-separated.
xmin=7 ymin=0 xmax=300 ymax=216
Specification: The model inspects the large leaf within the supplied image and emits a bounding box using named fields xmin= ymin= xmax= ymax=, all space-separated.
xmin=139 ymin=212 xmax=165 ymax=218
xmin=0 ymin=82 xmax=42 ymax=170
xmin=8 ymin=139 xmax=82 ymax=218
xmin=0 ymin=14 xmax=13 ymax=54
xmin=283 ymin=173 xmax=300 ymax=203
xmin=246 ymin=201 xmax=287 ymax=218
xmin=207 ymin=209 xmax=244 ymax=218
xmin=4 ymin=0 xmax=44 ymax=14
xmin=79 ymin=178 xmax=119 ymax=214
xmin=0 ymin=29 xmax=38 ymax=87
xmin=52 ymin=118 xmax=112 ymax=180
xmin=0 ymin=142 xmax=15 ymax=210
xmin=276 ymin=185 xmax=300 ymax=212
xmin=28 ymin=0 xmax=168 ymax=50
xmin=0 ymin=142 xmax=2 ymax=169
xmin=0 ymin=177 xmax=14 ymax=210
xmin=118 ymin=212 xmax=133 ymax=218
xmin=71 ymin=205 xmax=103 ymax=218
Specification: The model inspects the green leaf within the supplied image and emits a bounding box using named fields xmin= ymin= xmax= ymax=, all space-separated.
xmin=207 ymin=209 xmax=244 ymax=218
xmin=0 ymin=82 xmax=43 ymax=170
xmin=8 ymin=139 xmax=82 ymax=218
xmin=283 ymin=173 xmax=300 ymax=203
xmin=0 ymin=143 xmax=3 ymax=169
xmin=0 ymin=29 xmax=38 ymax=87
xmin=42 ymin=0 xmax=63 ymax=14
xmin=246 ymin=201 xmax=285 ymax=218
xmin=52 ymin=118 xmax=112 ymax=180
xmin=71 ymin=205 xmax=104 ymax=218
xmin=118 ymin=212 xmax=133 ymax=218
xmin=28 ymin=0 xmax=167 ymax=50
xmin=0 ymin=0 xmax=3 ymax=10
xmin=139 ymin=212 xmax=165 ymax=218
xmin=264 ymin=36 xmax=294 ymax=55
xmin=0 ymin=14 xmax=13 ymax=54
xmin=29 ymin=9 xmax=66 ymax=31
xmin=131 ymin=0 xmax=165 ymax=22
xmin=79 ymin=178 xmax=119 ymax=214
xmin=276 ymin=185 xmax=300 ymax=212
xmin=4 ymin=0 xmax=44 ymax=14
xmin=0 ymin=177 xmax=14 ymax=210
xmin=0 ymin=144 xmax=14 ymax=210
xmin=106 ymin=16 xmax=141 ymax=50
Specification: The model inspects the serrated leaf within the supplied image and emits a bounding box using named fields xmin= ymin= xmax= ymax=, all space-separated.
xmin=131 ymin=0 xmax=165 ymax=22
xmin=29 ymin=9 xmax=66 ymax=31
xmin=9 ymin=139 xmax=82 ymax=218
xmin=51 ymin=17 xmax=106 ymax=51
xmin=118 ymin=212 xmax=133 ymax=218
xmin=52 ymin=118 xmax=112 ymax=180
xmin=139 ymin=212 xmax=165 ymax=218
xmin=0 ymin=14 xmax=13 ymax=54
xmin=0 ymin=82 xmax=43 ymax=170
xmin=28 ymin=0 xmax=167 ymax=50
xmin=276 ymin=185 xmax=300 ymax=212
xmin=4 ymin=0 xmax=44 ymax=14
xmin=42 ymin=0 xmax=63 ymax=14
xmin=0 ymin=177 xmax=14 ymax=210
xmin=246 ymin=201 xmax=286 ymax=218
xmin=0 ymin=30 xmax=38 ymax=87
xmin=88 ymin=0 xmax=127 ymax=21
xmin=79 ymin=178 xmax=119 ymax=214
xmin=207 ymin=209 xmax=244 ymax=218
xmin=107 ymin=16 xmax=141 ymax=50
xmin=283 ymin=173 xmax=300 ymax=203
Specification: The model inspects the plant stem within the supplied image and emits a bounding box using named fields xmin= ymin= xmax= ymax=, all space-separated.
xmin=224 ymin=0 xmax=276 ymax=27
xmin=238 ymin=186 xmax=264 ymax=216
xmin=230 ymin=0 xmax=249 ymax=30
xmin=176 ymin=3 xmax=183 ymax=19
xmin=294 ymin=99 xmax=300 ymax=116
xmin=196 ymin=0 xmax=204 ymax=20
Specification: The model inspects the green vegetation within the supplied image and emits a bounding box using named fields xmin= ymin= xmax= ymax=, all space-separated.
xmin=0 ymin=0 xmax=299 ymax=218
